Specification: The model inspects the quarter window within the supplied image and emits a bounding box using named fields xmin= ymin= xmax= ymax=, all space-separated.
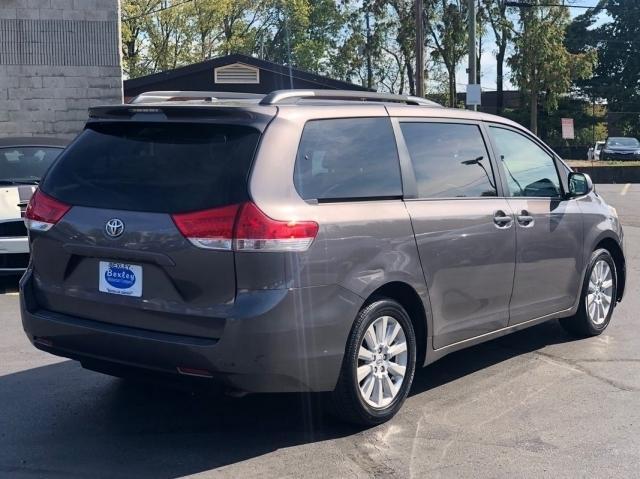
xmin=294 ymin=118 xmax=402 ymax=201
xmin=490 ymin=126 xmax=561 ymax=198
xmin=400 ymin=122 xmax=497 ymax=198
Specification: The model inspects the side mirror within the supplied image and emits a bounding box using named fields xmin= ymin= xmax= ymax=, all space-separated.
xmin=568 ymin=171 xmax=593 ymax=197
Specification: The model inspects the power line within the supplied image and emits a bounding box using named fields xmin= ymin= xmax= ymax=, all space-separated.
xmin=123 ymin=0 xmax=194 ymax=21
xmin=505 ymin=1 xmax=600 ymax=8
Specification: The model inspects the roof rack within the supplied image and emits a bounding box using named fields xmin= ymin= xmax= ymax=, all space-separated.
xmin=130 ymin=91 xmax=265 ymax=104
xmin=259 ymin=89 xmax=442 ymax=107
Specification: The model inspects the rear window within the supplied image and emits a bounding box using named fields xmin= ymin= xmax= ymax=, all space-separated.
xmin=294 ymin=118 xmax=402 ymax=201
xmin=0 ymin=146 xmax=62 ymax=182
xmin=40 ymin=122 xmax=260 ymax=214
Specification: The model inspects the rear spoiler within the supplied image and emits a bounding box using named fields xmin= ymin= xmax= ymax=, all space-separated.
xmin=87 ymin=104 xmax=277 ymax=131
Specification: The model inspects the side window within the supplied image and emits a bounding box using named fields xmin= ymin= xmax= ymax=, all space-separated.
xmin=399 ymin=122 xmax=497 ymax=198
xmin=490 ymin=126 xmax=562 ymax=198
xmin=294 ymin=118 xmax=402 ymax=201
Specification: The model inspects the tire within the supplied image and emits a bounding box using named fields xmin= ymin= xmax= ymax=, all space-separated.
xmin=332 ymin=298 xmax=417 ymax=426
xmin=559 ymin=248 xmax=617 ymax=337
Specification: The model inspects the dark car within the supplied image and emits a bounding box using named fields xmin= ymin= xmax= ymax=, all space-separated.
xmin=0 ymin=137 xmax=67 ymax=274
xmin=20 ymin=90 xmax=625 ymax=425
xmin=600 ymin=137 xmax=640 ymax=161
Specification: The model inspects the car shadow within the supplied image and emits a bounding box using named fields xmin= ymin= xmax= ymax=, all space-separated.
xmin=0 ymin=320 xmax=576 ymax=478
xmin=410 ymin=319 xmax=575 ymax=396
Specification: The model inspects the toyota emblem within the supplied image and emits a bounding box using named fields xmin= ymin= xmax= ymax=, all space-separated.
xmin=105 ymin=218 xmax=125 ymax=238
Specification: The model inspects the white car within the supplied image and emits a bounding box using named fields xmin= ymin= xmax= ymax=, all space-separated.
xmin=587 ymin=141 xmax=605 ymax=161
xmin=0 ymin=137 xmax=66 ymax=275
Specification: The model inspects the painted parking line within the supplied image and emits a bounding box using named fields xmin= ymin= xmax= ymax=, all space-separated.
xmin=620 ymin=183 xmax=631 ymax=196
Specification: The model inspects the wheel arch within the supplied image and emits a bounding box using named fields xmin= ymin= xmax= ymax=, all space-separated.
xmin=365 ymin=281 xmax=429 ymax=368
xmin=594 ymin=237 xmax=626 ymax=302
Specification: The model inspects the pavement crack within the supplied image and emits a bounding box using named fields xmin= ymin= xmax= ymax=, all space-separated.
xmin=531 ymin=350 xmax=639 ymax=392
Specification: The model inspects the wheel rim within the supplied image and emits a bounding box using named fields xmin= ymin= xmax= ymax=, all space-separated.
xmin=586 ymin=260 xmax=614 ymax=325
xmin=356 ymin=315 xmax=408 ymax=409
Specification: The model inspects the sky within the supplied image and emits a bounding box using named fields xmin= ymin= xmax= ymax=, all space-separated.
xmin=453 ymin=0 xmax=604 ymax=93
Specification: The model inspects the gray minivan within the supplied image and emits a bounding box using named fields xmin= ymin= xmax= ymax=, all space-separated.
xmin=20 ymin=90 xmax=625 ymax=425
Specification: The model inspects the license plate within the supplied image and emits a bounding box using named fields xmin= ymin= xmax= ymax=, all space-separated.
xmin=99 ymin=261 xmax=143 ymax=297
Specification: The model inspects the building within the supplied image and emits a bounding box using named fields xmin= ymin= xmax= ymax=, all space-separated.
xmin=124 ymin=54 xmax=368 ymax=101
xmin=0 ymin=0 xmax=123 ymax=139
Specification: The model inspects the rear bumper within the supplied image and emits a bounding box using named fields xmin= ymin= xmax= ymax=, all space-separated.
xmin=20 ymin=269 xmax=361 ymax=393
xmin=0 ymin=237 xmax=29 ymax=274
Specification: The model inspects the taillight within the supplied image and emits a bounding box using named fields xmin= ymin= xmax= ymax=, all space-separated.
xmin=172 ymin=204 xmax=240 ymax=250
xmin=171 ymin=202 xmax=319 ymax=252
xmin=233 ymin=202 xmax=319 ymax=251
xmin=24 ymin=189 xmax=71 ymax=232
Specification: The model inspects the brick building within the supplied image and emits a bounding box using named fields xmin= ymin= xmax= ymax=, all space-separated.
xmin=0 ymin=0 xmax=123 ymax=139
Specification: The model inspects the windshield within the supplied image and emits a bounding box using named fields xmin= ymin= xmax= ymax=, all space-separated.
xmin=606 ymin=137 xmax=640 ymax=148
xmin=0 ymin=146 xmax=62 ymax=183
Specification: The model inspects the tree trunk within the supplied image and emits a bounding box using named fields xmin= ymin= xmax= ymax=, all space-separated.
xmin=530 ymin=87 xmax=538 ymax=135
xmin=403 ymin=53 xmax=415 ymax=96
xmin=449 ymin=71 xmax=457 ymax=107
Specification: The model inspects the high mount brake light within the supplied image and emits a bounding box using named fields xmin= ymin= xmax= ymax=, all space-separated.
xmin=172 ymin=202 xmax=318 ymax=252
xmin=24 ymin=189 xmax=71 ymax=232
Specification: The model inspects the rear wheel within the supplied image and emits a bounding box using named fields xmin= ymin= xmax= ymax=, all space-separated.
xmin=559 ymin=249 xmax=617 ymax=337
xmin=332 ymin=298 xmax=416 ymax=426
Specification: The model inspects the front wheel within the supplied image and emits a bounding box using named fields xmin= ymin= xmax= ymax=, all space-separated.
xmin=559 ymin=249 xmax=617 ymax=337
xmin=332 ymin=298 xmax=417 ymax=426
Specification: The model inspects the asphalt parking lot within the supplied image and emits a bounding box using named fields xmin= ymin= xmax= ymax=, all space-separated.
xmin=1 ymin=184 xmax=639 ymax=478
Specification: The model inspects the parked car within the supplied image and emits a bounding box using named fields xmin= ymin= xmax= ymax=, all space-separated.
xmin=20 ymin=90 xmax=625 ymax=426
xmin=0 ymin=137 xmax=66 ymax=275
xmin=600 ymin=136 xmax=640 ymax=161
xmin=587 ymin=140 xmax=605 ymax=161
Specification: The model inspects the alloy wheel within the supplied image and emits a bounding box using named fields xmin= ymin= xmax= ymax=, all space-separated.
xmin=356 ymin=315 xmax=408 ymax=409
xmin=586 ymin=259 xmax=614 ymax=325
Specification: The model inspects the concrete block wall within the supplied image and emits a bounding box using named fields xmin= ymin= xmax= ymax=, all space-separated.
xmin=0 ymin=0 xmax=123 ymax=139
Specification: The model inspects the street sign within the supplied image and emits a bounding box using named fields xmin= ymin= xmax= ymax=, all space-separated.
xmin=466 ymin=84 xmax=481 ymax=106
xmin=561 ymin=118 xmax=575 ymax=139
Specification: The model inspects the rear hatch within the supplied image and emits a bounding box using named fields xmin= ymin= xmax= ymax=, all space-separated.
xmin=27 ymin=106 xmax=273 ymax=339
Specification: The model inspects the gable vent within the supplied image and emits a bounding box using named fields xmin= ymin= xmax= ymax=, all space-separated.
xmin=214 ymin=63 xmax=260 ymax=84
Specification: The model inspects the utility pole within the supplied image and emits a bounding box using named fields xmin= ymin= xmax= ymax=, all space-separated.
xmin=467 ymin=0 xmax=477 ymax=110
xmin=283 ymin=9 xmax=294 ymax=89
xmin=365 ymin=3 xmax=373 ymax=90
xmin=415 ymin=0 xmax=424 ymax=97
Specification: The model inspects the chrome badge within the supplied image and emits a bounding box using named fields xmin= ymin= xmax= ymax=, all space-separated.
xmin=105 ymin=218 xmax=125 ymax=238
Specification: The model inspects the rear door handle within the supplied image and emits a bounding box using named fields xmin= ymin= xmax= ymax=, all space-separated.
xmin=493 ymin=210 xmax=513 ymax=229
xmin=517 ymin=210 xmax=535 ymax=227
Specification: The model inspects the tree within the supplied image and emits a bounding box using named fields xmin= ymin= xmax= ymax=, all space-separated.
xmin=121 ymin=0 xmax=161 ymax=77
xmin=186 ymin=0 xmax=227 ymax=61
xmin=331 ymin=0 xmax=419 ymax=94
xmin=508 ymin=2 xmax=595 ymax=134
xmin=427 ymin=0 xmax=468 ymax=107
xmin=483 ymin=0 xmax=513 ymax=114
xmin=144 ymin=1 xmax=193 ymax=71
xmin=566 ymin=0 xmax=640 ymax=136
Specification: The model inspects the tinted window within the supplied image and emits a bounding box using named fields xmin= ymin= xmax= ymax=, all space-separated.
xmin=490 ymin=126 xmax=561 ymax=198
xmin=294 ymin=118 xmax=402 ymax=201
xmin=400 ymin=122 xmax=497 ymax=198
xmin=41 ymin=123 xmax=260 ymax=214
xmin=0 ymin=147 xmax=62 ymax=182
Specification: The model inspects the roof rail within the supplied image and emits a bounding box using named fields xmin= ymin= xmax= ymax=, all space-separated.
xmin=259 ymin=89 xmax=442 ymax=107
xmin=130 ymin=91 xmax=265 ymax=104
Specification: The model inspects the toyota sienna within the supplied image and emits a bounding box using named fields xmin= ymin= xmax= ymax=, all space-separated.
xmin=20 ymin=90 xmax=626 ymax=425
